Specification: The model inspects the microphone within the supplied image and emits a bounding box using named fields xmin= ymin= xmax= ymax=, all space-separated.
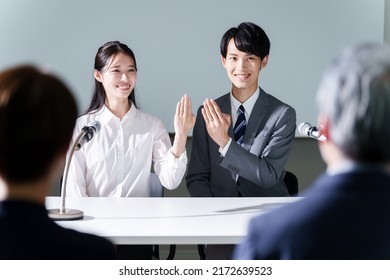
xmin=298 ymin=122 xmax=327 ymax=142
xmin=75 ymin=121 xmax=101 ymax=150
xmin=48 ymin=121 xmax=101 ymax=220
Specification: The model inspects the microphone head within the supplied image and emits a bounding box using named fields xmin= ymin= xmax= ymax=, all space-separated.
xmin=298 ymin=122 xmax=311 ymax=136
xmin=87 ymin=121 xmax=101 ymax=133
xmin=75 ymin=121 xmax=102 ymax=151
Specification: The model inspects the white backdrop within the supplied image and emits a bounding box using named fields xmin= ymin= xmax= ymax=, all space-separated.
xmin=0 ymin=0 xmax=384 ymax=133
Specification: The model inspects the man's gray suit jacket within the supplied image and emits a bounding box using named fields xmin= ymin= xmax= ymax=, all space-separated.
xmin=186 ymin=88 xmax=296 ymax=197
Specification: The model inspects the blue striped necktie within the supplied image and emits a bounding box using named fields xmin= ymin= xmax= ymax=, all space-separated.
xmin=234 ymin=105 xmax=246 ymax=145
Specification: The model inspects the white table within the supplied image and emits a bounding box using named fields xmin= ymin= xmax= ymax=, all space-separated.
xmin=45 ymin=196 xmax=300 ymax=245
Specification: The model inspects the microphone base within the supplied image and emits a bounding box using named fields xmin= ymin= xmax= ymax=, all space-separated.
xmin=48 ymin=208 xmax=84 ymax=220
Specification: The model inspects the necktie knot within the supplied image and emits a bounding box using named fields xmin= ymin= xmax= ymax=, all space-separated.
xmin=238 ymin=105 xmax=245 ymax=115
xmin=234 ymin=105 xmax=246 ymax=145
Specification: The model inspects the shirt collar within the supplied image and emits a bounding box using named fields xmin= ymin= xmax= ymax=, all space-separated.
xmin=327 ymin=159 xmax=388 ymax=176
xmin=230 ymin=87 xmax=260 ymax=119
xmin=92 ymin=103 xmax=136 ymax=125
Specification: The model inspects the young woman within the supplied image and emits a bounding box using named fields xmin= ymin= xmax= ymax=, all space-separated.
xmin=66 ymin=41 xmax=195 ymax=198
xmin=65 ymin=41 xmax=195 ymax=259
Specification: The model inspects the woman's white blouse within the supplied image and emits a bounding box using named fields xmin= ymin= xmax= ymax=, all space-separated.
xmin=65 ymin=105 xmax=187 ymax=197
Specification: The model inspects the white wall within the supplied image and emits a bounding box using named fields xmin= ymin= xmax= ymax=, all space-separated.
xmin=385 ymin=0 xmax=390 ymax=44
xmin=0 ymin=0 xmax=384 ymax=133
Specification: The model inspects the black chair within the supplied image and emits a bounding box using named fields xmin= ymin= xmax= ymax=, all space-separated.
xmin=284 ymin=170 xmax=299 ymax=196
xmin=150 ymin=173 xmax=176 ymax=260
xmin=196 ymin=170 xmax=299 ymax=260
xmin=198 ymin=244 xmax=206 ymax=260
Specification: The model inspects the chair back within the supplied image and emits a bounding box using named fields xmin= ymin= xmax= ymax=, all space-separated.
xmin=150 ymin=173 xmax=163 ymax=197
xmin=284 ymin=171 xmax=299 ymax=196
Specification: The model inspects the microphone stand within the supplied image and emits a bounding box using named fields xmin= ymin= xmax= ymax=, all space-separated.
xmin=48 ymin=130 xmax=87 ymax=220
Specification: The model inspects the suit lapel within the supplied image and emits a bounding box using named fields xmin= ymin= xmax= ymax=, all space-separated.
xmin=243 ymin=88 xmax=269 ymax=149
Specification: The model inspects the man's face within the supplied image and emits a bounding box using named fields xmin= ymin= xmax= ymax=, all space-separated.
xmin=221 ymin=39 xmax=267 ymax=95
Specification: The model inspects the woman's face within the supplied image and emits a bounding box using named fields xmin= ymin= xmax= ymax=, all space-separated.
xmin=94 ymin=52 xmax=137 ymax=103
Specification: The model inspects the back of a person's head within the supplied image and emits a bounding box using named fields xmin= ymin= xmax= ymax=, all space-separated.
xmin=0 ymin=65 xmax=78 ymax=184
xmin=317 ymin=43 xmax=390 ymax=162
xmin=220 ymin=22 xmax=270 ymax=60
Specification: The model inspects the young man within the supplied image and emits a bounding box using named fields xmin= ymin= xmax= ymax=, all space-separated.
xmin=0 ymin=65 xmax=116 ymax=259
xmin=186 ymin=22 xmax=296 ymax=259
xmin=234 ymin=43 xmax=390 ymax=259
